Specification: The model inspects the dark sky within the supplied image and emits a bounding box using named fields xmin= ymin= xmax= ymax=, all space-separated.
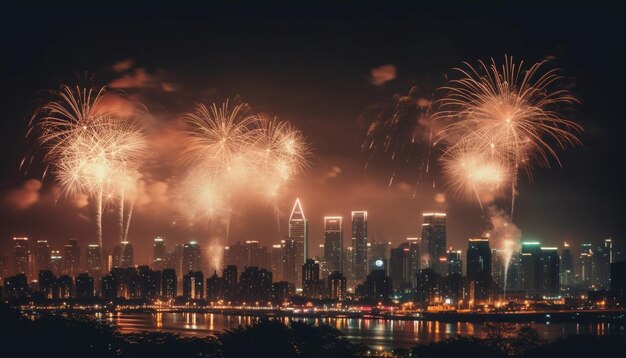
xmin=1 ymin=3 xmax=624 ymax=268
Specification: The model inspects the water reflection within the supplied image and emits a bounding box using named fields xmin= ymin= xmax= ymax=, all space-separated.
xmin=102 ymin=313 xmax=623 ymax=350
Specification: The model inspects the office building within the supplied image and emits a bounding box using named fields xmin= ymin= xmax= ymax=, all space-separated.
xmin=162 ymin=268 xmax=177 ymax=299
xmin=153 ymin=237 xmax=166 ymax=270
xmin=13 ymin=237 xmax=30 ymax=278
xmin=421 ymin=213 xmax=447 ymax=274
xmin=351 ymin=211 xmax=368 ymax=284
xmin=324 ymin=216 xmax=343 ymax=273
xmin=467 ymin=238 xmax=492 ymax=301
xmin=63 ymin=238 xmax=81 ymax=277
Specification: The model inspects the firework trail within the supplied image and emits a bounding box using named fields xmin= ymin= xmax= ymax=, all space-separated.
xmin=181 ymin=101 xmax=310 ymax=238
xmin=361 ymin=86 xmax=434 ymax=188
xmin=436 ymin=56 xmax=582 ymax=215
xmin=28 ymin=85 xmax=147 ymax=248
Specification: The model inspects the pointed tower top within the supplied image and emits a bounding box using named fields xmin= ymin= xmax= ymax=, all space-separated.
xmin=290 ymin=197 xmax=305 ymax=221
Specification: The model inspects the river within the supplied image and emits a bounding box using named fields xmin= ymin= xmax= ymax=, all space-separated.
xmin=95 ymin=312 xmax=624 ymax=350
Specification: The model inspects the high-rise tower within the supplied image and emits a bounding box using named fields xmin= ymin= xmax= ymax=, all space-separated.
xmin=351 ymin=211 xmax=368 ymax=284
xmin=324 ymin=216 xmax=343 ymax=273
xmin=421 ymin=213 xmax=447 ymax=274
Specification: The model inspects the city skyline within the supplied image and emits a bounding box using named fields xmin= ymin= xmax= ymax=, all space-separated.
xmin=0 ymin=5 xmax=624 ymax=267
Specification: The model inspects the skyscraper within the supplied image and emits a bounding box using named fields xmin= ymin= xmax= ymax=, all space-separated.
xmin=182 ymin=241 xmax=201 ymax=273
xmin=183 ymin=271 xmax=204 ymax=300
xmin=540 ymin=247 xmax=560 ymax=295
xmin=579 ymin=243 xmax=593 ymax=285
xmin=288 ymin=198 xmax=307 ymax=289
xmin=153 ymin=237 xmax=166 ymax=270
xmin=406 ymin=237 xmax=421 ymax=286
xmin=270 ymin=244 xmax=283 ymax=282
xmin=86 ymin=244 xmax=103 ymax=278
xmin=466 ymin=238 xmax=492 ymax=301
xmin=328 ymin=271 xmax=347 ymax=300
xmin=421 ymin=213 xmax=446 ymax=274
xmin=447 ymin=249 xmax=462 ymax=276
xmin=324 ymin=216 xmax=343 ymax=273
xmin=63 ymin=238 xmax=81 ymax=277
xmin=282 ymin=239 xmax=299 ymax=287
xmin=351 ymin=211 xmax=368 ymax=284
xmin=113 ymin=241 xmax=134 ymax=268
xmin=560 ymin=242 xmax=573 ymax=287
xmin=13 ymin=237 xmax=29 ymax=278
xmin=162 ymin=268 xmax=177 ymax=299
xmin=521 ymin=241 xmax=542 ymax=295
xmin=302 ymin=258 xmax=322 ymax=298
xmin=35 ymin=240 xmax=50 ymax=274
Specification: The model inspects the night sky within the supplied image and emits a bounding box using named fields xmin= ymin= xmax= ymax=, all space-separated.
xmin=1 ymin=3 xmax=623 ymax=268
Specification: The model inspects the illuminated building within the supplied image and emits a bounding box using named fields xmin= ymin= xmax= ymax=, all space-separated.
xmin=287 ymin=198 xmax=308 ymax=289
xmin=351 ymin=211 xmax=368 ymax=284
xmin=389 ymin=246 xmax=407 ymax=289
xmin=13 ymin=237 xmax=30 ymax=278
xmin=328 ymin=271 xmax=346 ymax=300
xmin=225 ymin=240 xmax=270 ymax=273
xmin=161 ymin=268 xmax=177 ymax=299
xmin=206 ymin=271 xmax=222 ymax=301
xmin=35 ymin=240 xmax=50 ymax=274
xmin=239 ymin=266 xmax=273 ymax=302
xmin=282 ymin=238 xmax=299 ymax=287
xmin=447 ymin=249 xmax=462 ymax=276
xmin=421 ymin=213 xmax=447 ymax=274
xmin=183 ymin=241 xmax=201 ymax=273
xmin=593 ymin=241 xmax=611 ymax=288
xmin=222 ymin=265 xmax=238 ymax=300
xmin=102 ymin=273 xmax=118 ymax=300
xmin=579 ymin=244 xmax=593 ymax=284
xmin=270 ymin=244 xmax=283 ymax=282
xmin=63 ymin=238 xmax=81 ymax=277
xmin=75 ymin=273 xmax=94 ymax=298
xmin=3 ymin=274 xmax=30 ymax=300
xmin=57 ymin=275 xmax=73 ymax=299
xmin=560 ymin=242 xmax=573 ymax=286
xmin=521 ymin=241 xmax=542 ymax=295
xmin=271 ymin=281 xmax=290 ymax=304
xmin=113 ymin=241 xmax=134 ymax=268
xmin=153 ymin=237 xmax=166 ymax=270
xmin=324 ymin=216 xmax=343 ymax=273
xmin=183 ymin=271 xmax=204 ymax=300
xmin=415 ymin=268 xmax=440 ymax=307
xmin=50 ymin=250 xmax=62 ymax=274
xmin=138 ymin=265 xmax=161 ymax=300
xmin=540 ymin=247 xmax=560 ymax=295
xmin=406 ymin=238 xmax=421 ymax=286
xmin=86 ymin=244 xmax=103 ymax=278
xmin=507 ymin=251 xmax=521 ymax=291
xmin=39 ymin=270 xmax=56 ymax=299
xmin=302 ymin=259 xmax=322 ymax=298
xmin=363 ymin=269 xmax=392 ymax=300
xmin=466 ymin=238 xmax=492 ymax=301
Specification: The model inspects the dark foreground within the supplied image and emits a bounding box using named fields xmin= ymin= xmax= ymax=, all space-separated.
xmin=1 ymin=304 xmax=624 ymax=357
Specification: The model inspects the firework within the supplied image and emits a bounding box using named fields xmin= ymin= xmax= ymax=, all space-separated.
xmin=29 ymin=85 xmax=147 ymax=248
xmin=436 ymin=56 xmax=582 ymax=213
xmin=181 ymin=101 xmax=310 ymax=232
xmin=361 ymin=86 xmax=433 ymax=187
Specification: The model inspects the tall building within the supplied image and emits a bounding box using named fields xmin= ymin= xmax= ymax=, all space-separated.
xmin=224 ymin=240 xmax=270 ymax=273
xmin=324 ymin=216 xmax=343 ymax=273
xmin=239 ymin=266 xmax=272 ymax=302
xmin=282 ymin=239 xmax=299 ymax=287
xmin=183 ymin=271 xmax=204 ymax=300
xmin=328 ymin=271 xmax=347 ymax=300
xmin=75 ymin=273 xmax=95 ymax=298
xmin=302 ymin=259 xmax=322 ymax=298
xmin=579 ymin=243 xmax=593 ymax=284
xmin=421 ymin=213 xmax=447 ymax=274
xmin=540 ymin=247 xmax=560 ymax=296
xmin=593 ymin=241 xmax=611 ymax=288
xmin=86 ymin=244 xmax=103 ymax=278
xmin=406 ymin=237 xmax=421 ymax=286
xmin=35 ymin=240 xmax=50 ymax=274
xmin=560 ymin=242 xmax=573 ymax=287
xmin=63 ymin=238 xmax=81 ymax=277
xmin=447 ymin=249 xmax=462 ymax=276
xmin=351 ymin=211 xmax=368 ymax=284
xmin=363 ymin=269 xmax=392 ymax=300
xmin=50 ymin=250 xmax=62 ymax=274
xmin=13 ymin=237 xmax=30 ymax=278
xmin=113 ymin=242 xmax=134 ymax=268
xmin=521 ymin=242 xmax=542 ymax=295
xmin=389 ymin=246 xmax=407 ymax=289
xmin=39 ymin=270 xmax=56 ymax=299
xmin=466 ymin=238 xmax=492 ymax=301
xmin=270 ymin=244 xmax=283 ymax=282
xmin=153 ymin=237 xmax=166 ymax=270
xmin=288 ymin=198 xmax=307 ymax=289
xmin=182 ymin=241 xmax=201 ymax=273
xmin=222 ymin=265 xmax=238 ymax=301
xmin=161 ymin=269 xmax=177 ymax=299
xmin=415 ymin=268 xmax=440 ymax=307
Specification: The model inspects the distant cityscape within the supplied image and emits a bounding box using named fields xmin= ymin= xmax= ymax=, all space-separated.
xmin=2 ymin=198 xmax=625 ymax=313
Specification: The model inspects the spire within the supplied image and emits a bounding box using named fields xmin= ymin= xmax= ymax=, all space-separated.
xmin=289 ymin=197 xmax=305 ymax=221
